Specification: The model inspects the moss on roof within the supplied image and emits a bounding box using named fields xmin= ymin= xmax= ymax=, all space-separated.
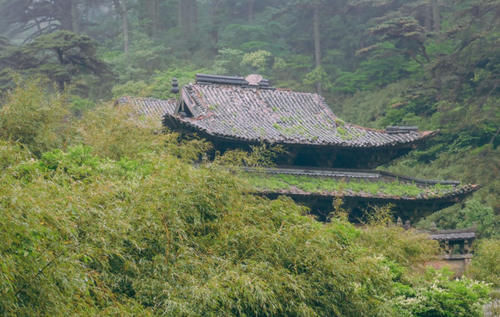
xmin=243 ymin=173 xmax=459 ymax=198
xmin=177 ymin=83 xmax=433 ymax=147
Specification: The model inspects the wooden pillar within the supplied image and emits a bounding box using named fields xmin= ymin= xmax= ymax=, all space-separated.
xmin=444 ymin=240 xmax=450 ymax=255
xmin=464 ymin=239 xmax=470 ymax=254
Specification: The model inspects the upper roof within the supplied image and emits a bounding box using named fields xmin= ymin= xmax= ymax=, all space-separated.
xmin=119 ymin=74 xmax=436 ymax=148
xmin=179 ymin=75 xmax=436 ymax=148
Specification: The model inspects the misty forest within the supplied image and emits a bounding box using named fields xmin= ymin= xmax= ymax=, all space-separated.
xmin=0 ymin=0 xmax=499 ymax=316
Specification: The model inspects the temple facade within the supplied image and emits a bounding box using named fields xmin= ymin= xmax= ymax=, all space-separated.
xmin=118 ymin=74 xmax=478 ymax=224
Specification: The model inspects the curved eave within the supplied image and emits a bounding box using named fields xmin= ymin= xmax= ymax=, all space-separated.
xmin=252 ymin=184 xmax=479 ymax=202
xmin=164 ymin=112 xmax=438 ymax=150
xmin=241 ymin=166 xmax=462 ymax=186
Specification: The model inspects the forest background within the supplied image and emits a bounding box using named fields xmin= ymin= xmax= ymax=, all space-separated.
xmin=0 ymin=0 xmax=499 ymax=315
xmin=1 ymin=0 xmax=497 ymax=236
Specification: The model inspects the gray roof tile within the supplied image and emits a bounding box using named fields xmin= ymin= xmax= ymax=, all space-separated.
xmin=117 ymin=79 xmax=436 ymax=148
xmin=176 ymin=83 xmax=435 ymax=147
xmin=429 ymin=229 xmax=476 ymax=241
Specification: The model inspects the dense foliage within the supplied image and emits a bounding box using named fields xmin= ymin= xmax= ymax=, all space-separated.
xmin=0 ymin=81 xmax=493 ymax=316
xmin=0 ymin=0 xmax=499 ymax=315
xmin=1 ymin=0 xmax=497 ymax=236
xmin=467 ymin=239 xmax=500 ymax=288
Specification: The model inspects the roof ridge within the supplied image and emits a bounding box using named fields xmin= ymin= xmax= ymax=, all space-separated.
xmin=195 ymin=73 xmax=273 ymax=89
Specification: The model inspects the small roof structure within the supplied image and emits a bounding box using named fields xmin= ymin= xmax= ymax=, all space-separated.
xmin=429 ymin=229 xmax=476 ymax=241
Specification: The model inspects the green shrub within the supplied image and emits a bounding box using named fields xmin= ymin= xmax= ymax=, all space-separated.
xmin=359 ymin=225 xmax=439 ymax=269
xmin=0 ymin=145 xmax=399 ymax=316
xmin=392 ymin=269 xmax=490 ymax=317
xmin=456 ymin=200 xmax=500 ymax=238
xmin=1 ymin=138 xmax=467 ymax=316
xmin=467 ymin=239 xmax=500 ymax=287
xmin=0 ymin=79 xmax=74 ymax=156
xmin=78 ymin=104 xmax=210 ymax=162
xmin=0 ymin=141 xmax=31 ymax=169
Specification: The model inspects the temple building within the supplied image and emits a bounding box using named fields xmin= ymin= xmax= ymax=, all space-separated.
xmin=118 ymin=74 xmax=478 ymax=224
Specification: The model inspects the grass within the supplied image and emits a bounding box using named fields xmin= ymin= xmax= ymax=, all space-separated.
xmin=244 ymin=173 xmax=458 ymax=197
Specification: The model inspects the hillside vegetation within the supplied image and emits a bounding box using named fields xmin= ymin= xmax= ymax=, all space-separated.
xmin=2 ymin=0 xmax=497 ymax=236
xmin=0 ymin=80 xmax=494 ymax=316
xmin=0 ymin=0 xmax=499 ymax=315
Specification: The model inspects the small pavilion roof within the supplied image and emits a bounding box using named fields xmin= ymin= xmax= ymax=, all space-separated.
xmin=428 ymin=229 xmax=477 ymax=241
xmin=119 ymin=74 xmax=437 ymax=149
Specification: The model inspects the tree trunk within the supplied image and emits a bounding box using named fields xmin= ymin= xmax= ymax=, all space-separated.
xmin=152 ymin=0 xmax=160 ymax=38
xmin=425 ymin=1 xmax=432 ymax=32
xmin=58 ymin=0 xmax=74 ymax=31
xmin=113 ymin=0 xmax=130 ymax=55
xmin=313 ymin=4 xmax=322 ymax=94
xmin=210 ymin=0 xmax=222 ymax=53
xmin=178 ymin=0 xmax=197 ymax=36
xmin=432 ymin=0 xmax=440 ymax=32
xmin=248 ymin=0 xmax=256 ymax=23
xmin=144 ymin=0 xmax=160 ymax=38
xmin=122 ymin=0 xmax=130 ymax=55
xmin=83 ymin=1 xmax=90 ymax=25
xmin=71 ymin=1 xmax=80 ymax=33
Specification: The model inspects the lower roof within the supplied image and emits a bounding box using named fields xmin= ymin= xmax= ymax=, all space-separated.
xmin=240 ymin=167 xmax=478 ymax=223
xmin=242 ymin=167 xmax=477 ymax=201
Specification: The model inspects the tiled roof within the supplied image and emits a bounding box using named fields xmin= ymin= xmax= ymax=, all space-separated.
xmin=116 ymin=96 xmax=177 ymax=123
xmin=117 ymin=75 xmax=436 ymax=148
xmin=429 ymin=229 xmax=476 ymax=241
xmin=169 ymin=76 xmax=436 ymax=148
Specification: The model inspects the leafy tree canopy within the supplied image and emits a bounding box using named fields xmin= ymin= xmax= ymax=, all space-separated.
xmin=0 ymin=31 xmax=112 ymax=94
